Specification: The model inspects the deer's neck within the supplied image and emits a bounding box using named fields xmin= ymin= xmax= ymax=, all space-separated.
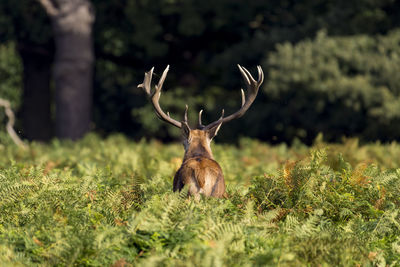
xmin=183 ymin=142 xmax=214 ymax=161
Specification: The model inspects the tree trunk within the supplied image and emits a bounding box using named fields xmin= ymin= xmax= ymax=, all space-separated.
xmin=53 ymin=28 xmax=94 ymax=140
xmin=39 ymin=0 xmax=95 ymax=140
xmin=19 ymin=45 xmax=53 ymax=141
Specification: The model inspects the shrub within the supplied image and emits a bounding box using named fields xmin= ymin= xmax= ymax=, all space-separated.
xmin=264 ymin=29 xmax=400 ymax=143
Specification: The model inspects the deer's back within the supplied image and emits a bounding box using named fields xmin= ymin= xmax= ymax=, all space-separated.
xmin=173 ymin=157 xmax=226 ymax=198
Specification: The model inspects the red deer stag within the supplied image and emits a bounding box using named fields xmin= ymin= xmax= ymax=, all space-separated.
xmin=138 ymin=65 xmax=264 ymax=198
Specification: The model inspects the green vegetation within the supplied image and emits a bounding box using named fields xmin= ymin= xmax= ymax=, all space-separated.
xmin=1 ymin=1 xmax=400 ymax=142
xmin=0 ymin=42 xmax=22 ymax=130
xmin=3 ymin=29 xmax=400 ymax=143
xmin=92 ymin=27 xmax=400 ymax=143
xmin=0 ymin=134 xmax=399 ymax=266
xmin=265 ymin=29 xmax=400 ymax=143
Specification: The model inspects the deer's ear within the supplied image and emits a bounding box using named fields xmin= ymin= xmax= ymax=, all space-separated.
xmin=181 ymin=121 xmax=191 ymax=139
xmin=206 ymin=122 xmax=222 ymax=140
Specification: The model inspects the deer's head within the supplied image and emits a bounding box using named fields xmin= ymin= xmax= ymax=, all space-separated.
xmin=138 ymin=65 xmax=264 ymax=160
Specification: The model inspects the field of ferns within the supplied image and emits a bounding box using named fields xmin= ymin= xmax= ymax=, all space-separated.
xmin=0 ymin=133 xmax=400 ymax=266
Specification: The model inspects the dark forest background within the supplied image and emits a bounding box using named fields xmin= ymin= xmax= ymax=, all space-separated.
xmin=1 ymin=0 xmax=400 ymax=144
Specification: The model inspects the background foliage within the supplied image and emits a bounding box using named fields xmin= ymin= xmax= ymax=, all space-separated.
xmin=264 ymin=29 xmax=400 ymax=143
xmin=0 ymin=0 xmax=400 ymax=143
xmin=1 ymin=134 xmax=400 ymax=265
xmin=0 ymin=42 xmax=22 ymax=131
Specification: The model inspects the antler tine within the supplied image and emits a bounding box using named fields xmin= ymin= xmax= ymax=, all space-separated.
xmin=241 ymin=89 xmax=245 ymax=107
xmin=137 ymin=67 xmax=154 ymax=96
xmin=197 ymin=109 xmax=204 ymax=129
xmin=203 ymin=65 xmax=264 ymax=130
xmin=138 ymin=65 xmax=182 ymax=128
xmin=220 ymin=109 xmax=225 ymax=119
xmin=257 ymin=65 xmax=264 ymax=85
xmin=184 ymin=104 xmax=188 ymax=123
xmin=181 ymin=104 xmax=192 ymax=130
xmin=155 ymin=65 xmax=169 ymax=93
xmin=238 ymin=65 xmax=253 ymax=85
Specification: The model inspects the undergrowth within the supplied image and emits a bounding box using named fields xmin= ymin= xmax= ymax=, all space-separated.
xmin=0 ymin=133 xmax=399 ymax=266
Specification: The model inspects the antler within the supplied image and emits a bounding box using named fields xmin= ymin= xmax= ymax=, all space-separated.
xmin=138 ymin=66 xmax=183 ymax=128
xmin=139 ymin=65 xmax=263 ymax=131
xmin=203 ymin=65 xmax=264 ymax=130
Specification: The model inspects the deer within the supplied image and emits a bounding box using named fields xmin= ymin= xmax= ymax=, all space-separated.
xmin=138 ymin=65 xmax=264 ymax=198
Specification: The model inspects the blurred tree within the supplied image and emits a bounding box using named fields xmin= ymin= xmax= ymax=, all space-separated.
xmin=1 ymin=0 xmax=400 ymax=142
xmin=38 ymin=0 xmax=95 ymax=140
xmin=265 ymin=30 xmax=400 ymax=143
xmin=0 ymin=42 xmax=22 ymax=136
xmin=0 ymin=0 xmax=53 ymax=141
xmin=20 ymin=44 xmax=53 ymax=141
xmin=0 ymin=98 xmax=26 ymax=148
xmin=92 ymin=0 xmax=400 ymax=141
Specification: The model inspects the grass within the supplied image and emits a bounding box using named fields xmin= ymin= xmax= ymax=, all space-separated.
xmin=0 ymin=132 xmax=399 ymax=266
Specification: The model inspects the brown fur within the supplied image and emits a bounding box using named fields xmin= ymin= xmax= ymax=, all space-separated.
xmin=173 ymin=129 xmax=226 ymax=198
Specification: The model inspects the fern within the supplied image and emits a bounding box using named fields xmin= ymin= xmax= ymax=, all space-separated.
xmin=1 ymin=134 xmax=400 ymax=265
